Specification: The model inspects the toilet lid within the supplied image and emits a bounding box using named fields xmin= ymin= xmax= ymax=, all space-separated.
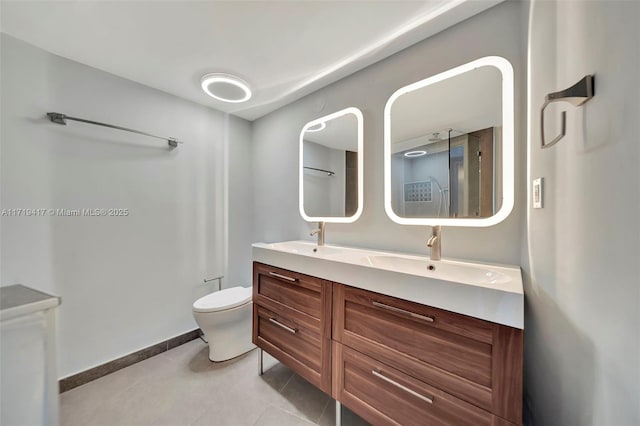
xmin=193 ymin=286 xmax=252 ymax=313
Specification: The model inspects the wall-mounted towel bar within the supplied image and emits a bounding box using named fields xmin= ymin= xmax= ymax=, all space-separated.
xmin=541 ymin=75 xmax=594 ymax=148
xmin=304 ymin=166 xmax=335 ymax=176
xmin=47 ymin=112 xmax=183 ymax=148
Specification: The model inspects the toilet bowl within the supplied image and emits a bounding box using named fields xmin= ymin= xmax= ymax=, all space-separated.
xmin=192 ymin=286 xmax=255 ymax=362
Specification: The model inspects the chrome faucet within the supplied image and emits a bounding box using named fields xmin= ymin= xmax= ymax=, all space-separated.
xmin=310 ymin=221 xmax=325 ymax=247
xmin=427 ymin=226 xmax=441 ymax=261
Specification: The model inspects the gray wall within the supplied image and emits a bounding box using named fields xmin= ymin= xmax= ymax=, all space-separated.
xmin=226 ymin=114 xmax=254 ymax=287
xmin=524 ymin=1 xmax=640 ymax=424
xmin=252 ymin=1 xmax=527 ymax=265
xmin=0 ymin=34 xmax=252 ymax=377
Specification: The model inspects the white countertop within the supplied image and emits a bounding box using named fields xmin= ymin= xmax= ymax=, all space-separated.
xmin=0 ymin=284 xmax=61 ymax=321
xmin=252 ymin=240 xmax=524 ymax=329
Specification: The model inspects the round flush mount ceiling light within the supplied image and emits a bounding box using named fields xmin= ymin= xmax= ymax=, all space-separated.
xmin=200 ymin=73 xmax=252 ymax=103
xmin=404 ymin=150 xmax=427 ymax=158
xmin=305 ymin=122 xmax=327 ymax=132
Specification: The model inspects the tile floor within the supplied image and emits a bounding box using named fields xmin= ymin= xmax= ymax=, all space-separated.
xmin=61 ymin=339 xmax=369 ymax=426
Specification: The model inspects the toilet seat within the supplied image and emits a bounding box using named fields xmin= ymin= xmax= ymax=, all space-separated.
xmin=193 ymin=286 xmax=252 ymax=313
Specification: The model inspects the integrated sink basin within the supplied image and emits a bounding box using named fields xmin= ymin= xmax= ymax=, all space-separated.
xmin=266 ymin=241 xmax=344 ymax=257
xmin=252 ymin=240 xmax=524 ymax=328
xmin=362 ymin=255 xmax=511 ymax=285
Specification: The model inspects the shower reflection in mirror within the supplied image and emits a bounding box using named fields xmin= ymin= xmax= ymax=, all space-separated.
xmin=391 ymin=126 xmax=502 ymax=218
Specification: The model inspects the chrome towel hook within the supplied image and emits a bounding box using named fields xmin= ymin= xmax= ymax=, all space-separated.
xmin=541 ymin=75 xmax=595 ymax=148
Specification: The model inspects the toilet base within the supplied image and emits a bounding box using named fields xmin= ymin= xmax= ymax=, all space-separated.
xmin=193 ymin=300 xmax=255 ymax=362
xmin=207 ymin=340 xmax=256 ymax=362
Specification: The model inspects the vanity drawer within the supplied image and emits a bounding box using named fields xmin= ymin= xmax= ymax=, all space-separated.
xmin=333 ymin=344 xmax=512 ymax=426
xmin=333 ymin=284 xmax=523 ymax=423
xmin=253 ymin=262 xmax=323 ymax=319
xmin=334 ymin=284 xmax=493 ymax=385
xmin=255 ymin=304 xmax=321 ymax=370
xmin=254 ymin=303 xmax=331 ymax=393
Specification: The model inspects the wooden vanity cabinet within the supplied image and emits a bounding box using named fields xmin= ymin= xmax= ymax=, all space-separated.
xmin=252 ymin=262 xmax=332 ymax=394
xmin=252 ymin=262 xmax=523 ymax=425
xmin=332 ymin=283 xmax=523 ymax=425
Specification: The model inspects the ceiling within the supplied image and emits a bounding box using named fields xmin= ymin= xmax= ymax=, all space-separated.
xmin=0 ymin=0 xmax=502 ymax=121
xmin=303 ymin=112 xmax=358 ymax=152
xmin=391 ymin=64 xmax=502 ymax=153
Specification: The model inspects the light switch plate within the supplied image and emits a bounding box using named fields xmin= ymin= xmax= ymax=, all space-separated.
xmin=533 ymin=178 xmax=543 ymax=209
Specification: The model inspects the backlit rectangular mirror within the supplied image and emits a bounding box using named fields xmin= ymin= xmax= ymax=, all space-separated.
xmin=384 ymin=56 xmax=514 ymax=227
xmin=299 ymin=107 xmax=363 ymax=223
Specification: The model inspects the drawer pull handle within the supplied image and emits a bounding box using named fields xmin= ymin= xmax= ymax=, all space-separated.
xmin=372 ymin=301 xmax=435 ymax=323
xmin=268 ymin=272 xmax=298 ymax=282
xmin=372 ymin=369 xmax=434 ymax=404
xmin=268 ymin=318 xmax=297 ymax=334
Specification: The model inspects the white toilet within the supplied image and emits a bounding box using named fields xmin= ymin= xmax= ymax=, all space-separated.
xmin=192 ymin=286 xmax=255 ymax=362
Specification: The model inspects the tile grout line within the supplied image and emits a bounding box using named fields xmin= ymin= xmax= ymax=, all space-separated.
xmin=273 ymin=373 xmax=324 ymax=425
xmin=277 ymin=370 xmax=295 ymax=393
xmin=266 ymin=404 xmax=319 ymax=426
xmin=274 ymin=392 xmax=330 ymax=425
xmin=274 ymin=366 xmax=332 ymax=424
xmin=317 ymin=398 xmax=332 ymax=425
xmin=251 ymin=403 xmax=275 ymax=426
